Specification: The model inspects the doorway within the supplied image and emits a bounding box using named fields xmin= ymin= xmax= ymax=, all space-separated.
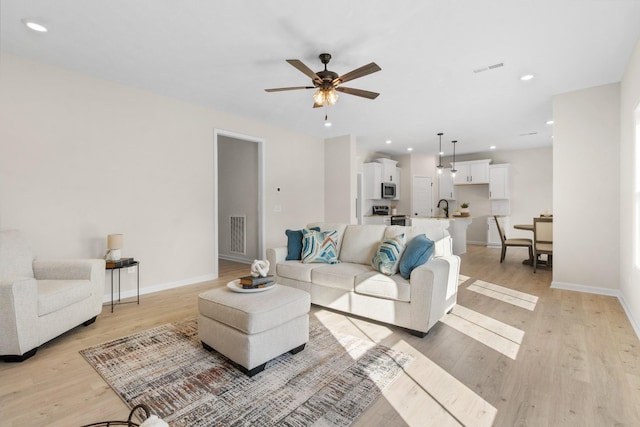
xmin=214 ymin=129 xmax=265 ymax=272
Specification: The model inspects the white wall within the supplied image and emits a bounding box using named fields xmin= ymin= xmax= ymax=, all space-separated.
xmin=620 ymin=38 xmax=640 ymax=335
xmin=552 ymin=83 xmax=620 ymax=292
xmin=324 ymin=135 xmax=356 ymax=223
xmin=0 ymin=54 xmax=325 ymax=297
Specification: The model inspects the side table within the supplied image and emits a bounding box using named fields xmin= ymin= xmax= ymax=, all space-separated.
xmin=106 ymin=260 xmax=140 ymax=312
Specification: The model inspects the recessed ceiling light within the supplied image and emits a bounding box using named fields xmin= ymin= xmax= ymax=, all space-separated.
xmin=520 ymin=74 xmax=534 ymax=81
xmin=324 ymin=121 xmax=332 ymax=127
xmin=22 ymin=19 xmax=48 ymax=32
xmin=407 ymin=147 xmax=413 ymax=152
xmin=546 ymin=120 xmax=554 ymax=125
xmin=385 ymin=140 xmax=392 ymax=144
xmin=490 ymin=145 xmax=496 ymax=150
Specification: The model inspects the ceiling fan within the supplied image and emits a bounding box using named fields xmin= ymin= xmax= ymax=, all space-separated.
xmin=265 ymin=53 xmax=381 ymax=108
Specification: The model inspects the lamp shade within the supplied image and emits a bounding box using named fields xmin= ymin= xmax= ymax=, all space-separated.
xmin=107 ymin=234 xmax=123 ymax=250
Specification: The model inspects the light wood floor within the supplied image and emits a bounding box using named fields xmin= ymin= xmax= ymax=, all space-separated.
xmin=1 ymin=246 xmax=639 ymax=426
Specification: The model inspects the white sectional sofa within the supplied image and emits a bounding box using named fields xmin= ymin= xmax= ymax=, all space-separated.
xmin=267 ymin=222 xmax=460 ymax=336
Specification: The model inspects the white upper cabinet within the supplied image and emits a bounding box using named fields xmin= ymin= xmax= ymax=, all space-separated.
xmin=364 ymin=162 xmax=382 ymax=199
xmin=489 ymin=164 xmax=510 ymax=199
xmin=451 ymin=159 xmax=491 ymax=184
xmin=438 ymin=169 xmax=456 ymax=200
xmin=376 ymin=158 xmax=399 ymax=182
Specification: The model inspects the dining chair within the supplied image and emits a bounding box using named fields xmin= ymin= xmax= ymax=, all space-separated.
xmin=493 ymin=216 xmax=533 ymax=264
xmin=533 ymin=217 xmax=553 ymax=273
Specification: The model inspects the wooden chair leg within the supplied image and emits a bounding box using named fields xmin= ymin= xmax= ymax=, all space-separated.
xmin=533 ymin=250 xmax=537 ymax=273
xmin=500 ymin=246 xmax=506 ymax=263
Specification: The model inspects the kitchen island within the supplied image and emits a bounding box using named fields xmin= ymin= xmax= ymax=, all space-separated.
xmin=410 ymin=216 xmax=473 ymax=255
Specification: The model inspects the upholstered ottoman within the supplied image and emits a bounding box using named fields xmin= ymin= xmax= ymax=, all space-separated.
xmin=198 ymin=283 xmax=310 ymax=377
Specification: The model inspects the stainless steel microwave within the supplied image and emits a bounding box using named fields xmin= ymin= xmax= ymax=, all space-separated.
xmin=381 ymin=182 xmax=396 ymax=199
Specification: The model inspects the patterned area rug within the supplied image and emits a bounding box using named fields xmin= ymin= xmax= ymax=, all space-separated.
xmin=80 ymin=319 xmax=412 ymax=426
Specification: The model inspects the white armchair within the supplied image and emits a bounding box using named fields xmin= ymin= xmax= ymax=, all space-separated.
xmin=0 ymin=230 xmax=105 ymax=362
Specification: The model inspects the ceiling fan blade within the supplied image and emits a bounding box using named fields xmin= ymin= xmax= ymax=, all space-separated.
xmin=286 ymin=59 xmax=323 ymax=85
xmin=335 ymin=86 xmax=380 ymax=99
xmin=265 ymin=86 xmax=315 ymax=92
xmin=334 ymin=62 xmax=381 ymax=85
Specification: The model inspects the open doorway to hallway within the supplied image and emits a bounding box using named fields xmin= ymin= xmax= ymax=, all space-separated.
xmin=214 ymin=130 xmax=265 ymax=269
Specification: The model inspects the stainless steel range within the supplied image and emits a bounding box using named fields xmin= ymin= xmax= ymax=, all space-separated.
xmin=372 ymin=205 xmax=390 ymax=216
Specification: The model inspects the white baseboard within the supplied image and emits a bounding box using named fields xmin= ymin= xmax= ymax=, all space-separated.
xmin=551 ymin=280 xmax=640 ymax=339
xmin=102 ymin=273 xmax=218 ymax=304
xmin=218 ymin=254 xmax=252 ymax=264
xmin=467 ymin=240 xmax=488 ymax=246
xmin=550 ymin=280 xmax=621 ymax=297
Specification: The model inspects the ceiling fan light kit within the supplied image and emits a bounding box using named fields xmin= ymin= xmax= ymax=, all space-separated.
xmin=265 ymin=53 xmax=381 ymax=111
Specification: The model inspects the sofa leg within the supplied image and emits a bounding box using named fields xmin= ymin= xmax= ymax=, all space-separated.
xmin=289 ymin=343 xmax=306 ymax=355
xmin=82 ymin=316 xmax=97 ymax=326
xmin=2 ymin=347 xmax=38 ymax=363
xmin=407 ymin=329 xmax=429 ymax=338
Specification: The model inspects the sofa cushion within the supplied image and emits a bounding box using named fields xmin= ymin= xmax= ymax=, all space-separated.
xmin=311 ymin=263 xmax=373 ymax=291
xmin=355 ymin=271 xmax=411 ymax=302
xmin=371 ymin=233 xmax=406 ymax=275
xmin=276 ymin=260 xmax=322 ymax=282
xmin=339 ymin=225 xmax=387 ymax=264
xmin=385 ymin=225 xmax=450 ymax=257
xmin=285 ymin=227 xmax=320 ymax=260
xmin=301 ymin=229 xmax=339 ymax=264
xmin=37 ymin=280 xmax=92 ymax=317
xmin=399 ymin=234 xmax=435 ymax=280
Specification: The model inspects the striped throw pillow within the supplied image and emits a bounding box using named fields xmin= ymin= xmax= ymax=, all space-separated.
xmin=301 ymin=229 xmax=339 ymax=264
xmin=371 ymin=234 xmax=406 ymax=275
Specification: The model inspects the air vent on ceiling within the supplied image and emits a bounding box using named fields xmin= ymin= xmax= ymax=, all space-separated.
xmin=473 ymin=62 xmax=504 ymax=74
xmin=519 ymin=132 xmax=538 ymax=137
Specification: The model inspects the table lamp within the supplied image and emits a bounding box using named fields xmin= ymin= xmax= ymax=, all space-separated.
xmin=107 ymin=234 xmax=123 ymax=261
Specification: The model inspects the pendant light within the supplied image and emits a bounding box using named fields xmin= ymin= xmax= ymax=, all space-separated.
xmin=436 ymin=133 xmax=444 ymax=174
xmin=451 ymin=140 xmax=458 ymax=177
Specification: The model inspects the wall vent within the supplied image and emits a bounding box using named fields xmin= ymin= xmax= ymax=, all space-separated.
xmin=230 ymin=215 xmax=246 ymax=254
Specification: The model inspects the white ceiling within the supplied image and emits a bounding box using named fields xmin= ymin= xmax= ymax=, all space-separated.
xmin=2 ymin=0 xmax=640 ymax=156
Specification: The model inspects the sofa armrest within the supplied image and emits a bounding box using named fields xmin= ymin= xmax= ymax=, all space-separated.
xmin=266 ymin=247 xmax=287 ymax=276
xmin=0 ymin=277 xmax=39 ymax=356
xmin=408 ymin=255 xmax=459 ymax=332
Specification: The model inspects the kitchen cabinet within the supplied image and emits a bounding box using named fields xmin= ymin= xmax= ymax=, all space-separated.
xmin=364 ymin=163 xmax=382 ymax=199
xmin=489 ymin=164 xmax=510 ymax=199
xmin=452 ymin=159 xmax=491 ymax=185
xmin=487 ymin=216 xmax=508 ymax=247
xmin=438 ymin=168 xmax=456 ymax=199
xmin=393 ymin=167 xmax=401 ymax=200
xmin=376 ymin=158 xmax=399 ymax=182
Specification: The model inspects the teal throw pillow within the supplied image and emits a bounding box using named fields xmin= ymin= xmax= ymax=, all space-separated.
xmin=372 ymin=234 xmax=406 ymax=275
xmin=399 ymin=234 xmax=435 ymax=280
xmin=301 ymin=229 xmax=339 ymax=264
xmin=285 ymin=227 xmax=320 ymax=260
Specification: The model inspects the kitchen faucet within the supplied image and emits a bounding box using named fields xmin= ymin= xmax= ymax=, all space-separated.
xmin=437 ymin=199 xmax=449 ymax=218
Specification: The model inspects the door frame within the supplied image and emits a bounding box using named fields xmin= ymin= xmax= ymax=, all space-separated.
xmin=213 ymin=129 xmax=265 ymax=275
